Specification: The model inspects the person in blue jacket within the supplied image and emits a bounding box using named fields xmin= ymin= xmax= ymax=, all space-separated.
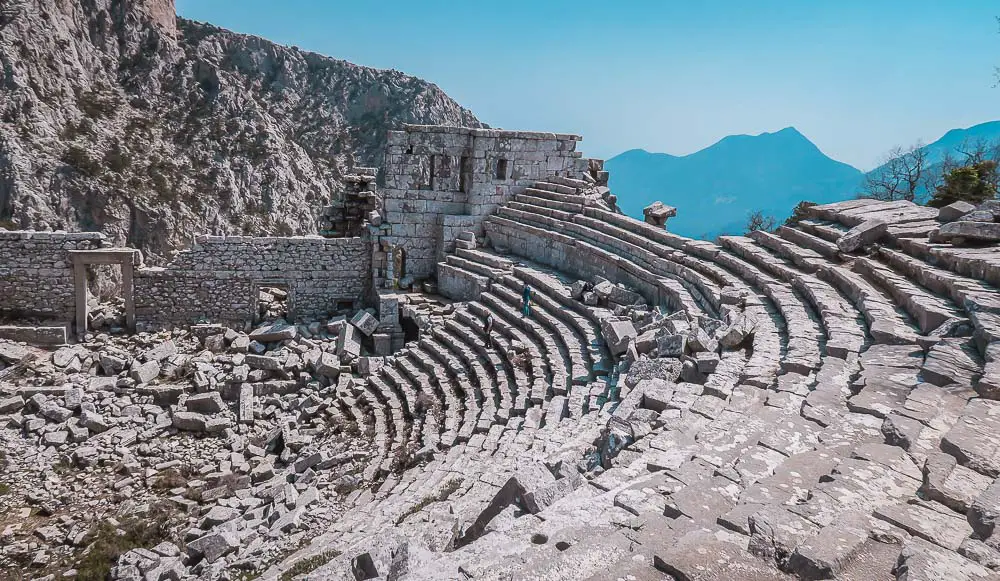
xmin=521 ymin=284 xmax=532 ymax=318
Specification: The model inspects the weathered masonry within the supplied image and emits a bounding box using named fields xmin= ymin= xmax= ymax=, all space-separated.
xmin=375 ymin=125 xmax=592 ymax=285
xmin=134 ymin=235 xmax=371 ymax=330
xmin=0 ymin=231 xmax=371 ymax=335
xmin=0 ymin=125 xmax=606 ymax=338
xmin=0 ymin=231 xmax=105 ymax=322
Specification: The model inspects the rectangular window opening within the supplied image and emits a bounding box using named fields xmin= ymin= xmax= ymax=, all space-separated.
xmin=496 ymin=158 xmax=509 ymax=181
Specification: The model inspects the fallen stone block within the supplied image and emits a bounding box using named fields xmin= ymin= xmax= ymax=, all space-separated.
xmin=837 ymin=219 xmax=887 ymax=253
xmin=100 ymin=353 xmax=128 ymax=375
xmin=130 ymin=361 xmax=160 ymax=384
xmin=940 ymin=220 xmax=1000 ymax=243
xmin=238 ymin=384 xmax=254 ymax=425
xmin=656 ymin=333 xmax=686 ymax=357
xmin=245 ymin=354 xmax=283 ymax=371
xmin=0 ymin=395 xmax=24 ymax=414
xmin=602 ymin=318 xmax=637 ymax=356
xmin=142 ymin=340 xmax=177 ymax=363
xmin=172 ymin=411 xmax=208 ymax=432
xmin=969 ymin=478 xmax=1000 ymax=539
xmin=186 ymin=531 xmax=238 ymax=563
xmin=687 ymin=327 xmax=718 ymax=353
xmin=249 ymin=321 xmax=297 ymax=343
xmin=644 ymin=201 xmax=676 ymax=228
xmin=351 ymin=310 xmax=380 ymax=337
xmin=337 ymin=324 xmax=362 ymax=362
xmin=80 ymin=409 xmax=109 ymax=433
xmin=939 ymin=201 xmax=977 ymax=222
xmin=315 ymin=352 xmax=341 ymax=379
xmin=694 ymin=351 xmax=720 ymax=374
xmin=185 ymin=392 xmax=226 ymax=414
xmin=39 ymin=403 xmax=72 ymax=423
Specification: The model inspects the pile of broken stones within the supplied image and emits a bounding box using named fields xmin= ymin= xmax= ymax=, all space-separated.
xmin=574 ymin=276 xmax=750 ymax=385
xmin=86 ymin=297 xmax=127 ymax=335
xmin=0 ymin=307 xmax=411 ymax=580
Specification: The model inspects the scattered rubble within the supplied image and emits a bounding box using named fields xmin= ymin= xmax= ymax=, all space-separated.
xmin=0 ymin=303 xmax=404 ymax=579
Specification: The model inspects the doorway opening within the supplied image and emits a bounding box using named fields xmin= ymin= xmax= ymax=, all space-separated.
xmin=85 ymin=264 xmax=126 ymax=334
xmin=255 ymin=284 xmax=292 ymax=323
xmin=70 ymin=248 xmax=137 ymax=338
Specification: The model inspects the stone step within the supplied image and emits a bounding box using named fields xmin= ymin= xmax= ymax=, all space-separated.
xmin=712 ymin=241 xmax=823 ymax=375
xmin=818 ymin=264 xmax=922 ymax=345
xmin=441 ymin=316 xmax=514 ymax=425
xmin=444 ymin=254 xmax=504 ymax=281
xmin=748 ymin=229 xmax=826 ymax=273
xmin=482 ymin=287 xmax=570 ymax=395
xmin=797 ymin=219 xmax=847 ymax=243
xmin=530 ymin=180 xmax=578 ymax=195
xmin=401 ymin=349 xmax=462 ymax=445
xmin=493 ymin=271 xmax=600 ymax=370
xmin=492 ymin=206 xmax=714 ymax=319
xmin=722 ymin=234 xmax=867 ymax=359
xmin=454 ymin=247 xmax=515 ymax=271
xmin=776 ymin=225 xmax=841 ymax=261
xmin=897 ymin=237 xmax=1000 ymax=288
xmin=417 ymin=336 xmax=480 ymax=444
xmin=366 ymin=375 xmax=413 ymax=475
xmin=542 ymin=175 xmax=592 ymax=190
xmin=853 ymin=256 xmax=964 ymax=335
xmin=467 ymin=300 xmax=546 ymax=409
xmin=512 ymin=193 xmax=585 ymax=214
xmin=429 ymin=325 xmax=497 ymax=433
xmin=392 ymin=357 xmax=443 ymax=449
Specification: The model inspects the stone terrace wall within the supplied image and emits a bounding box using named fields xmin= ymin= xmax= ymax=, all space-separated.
xmin=135 ymin=235 xmax=371 ymax=329
xmin=0 ymin=231 xmax=105 ymax=322
xmin=379 ymin=125 xmax=589 ymax=282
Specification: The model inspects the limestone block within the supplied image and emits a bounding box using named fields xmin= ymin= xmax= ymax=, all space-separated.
xmin=643 ymin=201 xmax=677 ymax=228
xmin=351 ymin=310 xmax=380 ymax=337
xmin=249 ymin=321 xmax=297 ymax=343
xmin=185 ymin=392 xmax=225 ymax=414
xmin=940 ymin=220 xmax=1000 ymax=243
xmin=172 ymin=411 xmax=208 ymax=432
xmin=602 ymin=318 xmax=637 ymax=356
xmin=186 ymin=531 xmax=238 ymax=563
xmin=837 ymin=219 xmax=888 ymax=253
xmin=130 ymin=361 xmax=160 ymax=384
xmin=338 ymin=324 xmax=362 ymax=362
xmin=939 ymin=201 xmax=976 ymax=222
xmin=656 ymin=333 xmax=686 ymax=358
xmin=238 ymin=384 xmax=254 ymax=425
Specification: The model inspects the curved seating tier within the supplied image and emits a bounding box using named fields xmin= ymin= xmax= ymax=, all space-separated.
xmin=269 ymin=193 xmax=999 ymax=581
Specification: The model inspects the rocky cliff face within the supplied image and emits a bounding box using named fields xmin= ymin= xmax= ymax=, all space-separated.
xmin=0 ymin=0 xmax=481 ymax=262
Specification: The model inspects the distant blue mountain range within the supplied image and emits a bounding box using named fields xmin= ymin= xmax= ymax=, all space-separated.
xmin=607 ymin=121 xmax=1000 ymax=239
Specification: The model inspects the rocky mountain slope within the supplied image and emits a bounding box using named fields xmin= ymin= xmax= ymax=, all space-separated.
xmin=0 ymin=0 xmax=481 ymax=263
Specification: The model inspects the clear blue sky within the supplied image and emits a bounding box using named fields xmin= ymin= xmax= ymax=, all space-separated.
xmin=176 ymin=0 xmax=999 ymax=170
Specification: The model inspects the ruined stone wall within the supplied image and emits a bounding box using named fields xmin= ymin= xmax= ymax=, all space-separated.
xmin=0 ymin=231 xmax=105 ymax=322
xmin=379 ymin=125 xmax=588 ymax=283
xmin=135 ymin=235 xmax=371 ymax=329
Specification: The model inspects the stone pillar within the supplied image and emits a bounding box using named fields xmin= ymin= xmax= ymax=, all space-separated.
xmin=73 ymin=259 xmax=88 ymax=337
xmin=122 ymin=258 xmax=136 ymax=333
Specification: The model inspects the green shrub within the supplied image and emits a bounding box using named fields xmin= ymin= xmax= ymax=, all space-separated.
xmin=928 ymin=161 xmax=998 ymax=208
